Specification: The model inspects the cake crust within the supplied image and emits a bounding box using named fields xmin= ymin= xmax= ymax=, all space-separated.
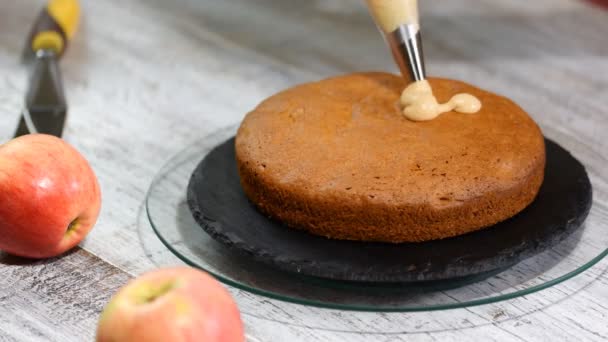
xmin=235 ymin=73 xmax=545 ymax=243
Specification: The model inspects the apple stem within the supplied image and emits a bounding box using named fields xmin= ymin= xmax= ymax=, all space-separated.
xmin=65 ymin=218 xmax=80 ymax=236
xmin=135 ymin=282 xmax=176 ymax=304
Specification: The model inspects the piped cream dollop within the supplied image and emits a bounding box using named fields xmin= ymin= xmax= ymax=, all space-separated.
xmin=400 ymin=80 xmax=481 ymax=121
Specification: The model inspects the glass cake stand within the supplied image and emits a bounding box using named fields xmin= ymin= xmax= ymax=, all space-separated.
xmin=146 ymin=125 xmax=608 ymax=312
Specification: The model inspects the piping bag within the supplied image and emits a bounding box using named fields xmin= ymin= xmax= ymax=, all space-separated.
xmin=366 ymin=0 xmax=426 ymax=83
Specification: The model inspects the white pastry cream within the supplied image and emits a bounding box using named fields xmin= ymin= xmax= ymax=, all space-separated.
xmin=400 ymin=80 xmax=481 ymax=121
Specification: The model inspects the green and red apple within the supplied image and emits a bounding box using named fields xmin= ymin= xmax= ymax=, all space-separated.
xmin=0 ymin=134 xmax=101 ymax=258
xmin=96 ymin=267 xmax=245 ymax=342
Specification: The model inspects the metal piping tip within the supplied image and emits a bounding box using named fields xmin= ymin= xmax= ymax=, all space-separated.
xmin=383 ymin=24 xmax=426 ymax=83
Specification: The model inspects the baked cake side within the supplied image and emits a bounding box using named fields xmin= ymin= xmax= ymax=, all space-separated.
xmin=235 ymin=73 xmax=545 ymax=243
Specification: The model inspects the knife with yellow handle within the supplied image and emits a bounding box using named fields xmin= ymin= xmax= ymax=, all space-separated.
xmin=15 ymin=0 xmax=80 ymax=137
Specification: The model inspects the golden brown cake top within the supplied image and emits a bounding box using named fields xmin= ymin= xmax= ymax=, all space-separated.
xmin=236 ymin=72 xmax=544 ymax=208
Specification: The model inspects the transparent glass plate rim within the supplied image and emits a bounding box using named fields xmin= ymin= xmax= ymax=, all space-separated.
xmin=145 ymin=126 xmax=608 ymax=312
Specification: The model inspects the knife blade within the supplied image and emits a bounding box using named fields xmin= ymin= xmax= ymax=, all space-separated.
xmin=14 ymin=0 xmax=80 ymax=138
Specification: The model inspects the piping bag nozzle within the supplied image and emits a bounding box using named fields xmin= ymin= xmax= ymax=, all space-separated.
xmin=384 ymin=24 xmax=426 ymax=82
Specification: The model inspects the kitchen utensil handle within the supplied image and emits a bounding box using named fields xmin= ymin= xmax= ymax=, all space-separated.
xmin=30 ymin=0 xmax=80 ymax=56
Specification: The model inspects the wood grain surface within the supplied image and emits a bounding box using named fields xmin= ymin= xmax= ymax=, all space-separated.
xmin=0 ymin=250 xmax=131 ymax=342
xmin=0 ymin=0 xmax=607 ymax=341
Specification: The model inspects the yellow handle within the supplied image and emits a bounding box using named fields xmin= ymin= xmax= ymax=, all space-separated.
xmin=32 ymin=31 xmax=65 ymax=53
xmin=47 ymin=0 xmax=80 ymax=40
xmin=30 ymin=0 xmax=80 ymax=55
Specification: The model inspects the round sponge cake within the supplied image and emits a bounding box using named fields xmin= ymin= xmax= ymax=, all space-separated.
xmin=235 ymin=73 xmax=545 ymax=243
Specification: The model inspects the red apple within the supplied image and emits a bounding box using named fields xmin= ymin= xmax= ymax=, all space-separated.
xmin=96 ymin=267 xmax=245 ymax=342
xmin=0 ymin=134 xmax=101 ymax=258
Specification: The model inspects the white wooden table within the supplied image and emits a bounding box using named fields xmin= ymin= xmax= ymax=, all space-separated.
xmin=1 ymin=0 xmax=607 ymax=341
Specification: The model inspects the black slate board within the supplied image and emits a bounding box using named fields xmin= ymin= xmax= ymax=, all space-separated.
xmin=187 ymin=137 xmax=592 ymax=283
